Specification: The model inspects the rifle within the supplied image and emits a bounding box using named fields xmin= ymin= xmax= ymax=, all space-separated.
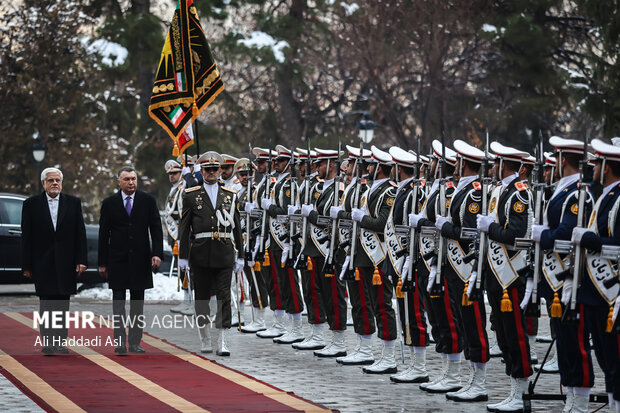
xmin=429 ymin=133 xmax=448 ymax=297
xmin=247 ymin=143 xmax=263 ymax=310
xmin=259 ymin=145 xmax=273 ymax=255
xmin=563 ymin=131 xmax=590 ymax=322
xmin=287 ymin=145 xmax=297 ymax=267
xmin=469 ymin=129 xmax=491 ymax=301
xmin=404 ymin=136 xmax=422 ymax=289
xmin=525 ymin=131 xmax=545 ymax=316
xmin=296 ymin=139 xmax=312 ymax=270
xmin=346 ymin=141 xmax=365 ymax=277
xmin=325 ymin=139 xmax=342 ymax=276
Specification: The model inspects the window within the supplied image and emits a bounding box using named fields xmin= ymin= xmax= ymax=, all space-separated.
xmin=0 ymin=198 xmax=23 ymax=225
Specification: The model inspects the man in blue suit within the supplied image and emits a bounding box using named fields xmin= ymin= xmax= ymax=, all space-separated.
xmin=98 ymin=166 xmax=163 ymax=354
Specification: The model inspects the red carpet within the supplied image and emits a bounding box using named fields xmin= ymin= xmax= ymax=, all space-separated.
xmin=0 ymin=312 xmax=332 ymax=412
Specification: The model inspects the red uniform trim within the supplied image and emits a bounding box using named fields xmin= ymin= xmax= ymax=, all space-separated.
xmin=269 ymin=251 xmax=282 ymax=310
xmin=376 ymin=269 xmax=390 ymax=341
xmin=511 ymin=288 xmax=531 ymax=376
xmin=442 ymin=277 xmax=459 ymax=354
xmin=473 ymin=301 xmax=488 ymax=362
xmin=287 ymin=267 xmax=301 ymax=314
xmin=412 ymin=277 xmax=426 ymax=346
xmin=357 ymin=274 xmax=371 ymax=335
xmin=577 ymin=304 xmax=590 ymax=387
xmin=331 ymin=276 xmax=341 ymax=331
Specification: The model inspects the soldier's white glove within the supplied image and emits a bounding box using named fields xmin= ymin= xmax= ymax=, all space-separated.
xmin=409 ymin=213 xmax=423 ymax=228
xmin=245 ymin=201 xmax=256 ymax=214
xmin=427 ymin=265 xmax=437 ymax=293
xmin=571 ymin=227 xmax=589 ymax=246
xmin=330 ymin=205 xmax=343 ymax=219
xmin=193 ymin=164 xmax=201 ymax=173
xmin=400 ymin=256 xmax=410 ymax=282
xmin=467 ymin=271 xmax=477 ymax=297
xmin=182 ymin=166 xmax=191 ymax=176
xmin=234 ymin=258 xmax=244 ymax=273
xmin=351 ymin=208 xmax=365 ymax=222
xmin=261 ymin=198 xmax=273 ymax=211
xmin=520 ymin=278 xmax=534 ymax=310
xmin=435 ymin=216 xmax=449 ymax=230
xmin=561 ymin=279 xmax=573 ymax=305
xmin=532 ymin=224 xmax=548 ymax=242
xmin=287 ymin=205 xmax=297 ymax=215
xmin=339 ymin=256 xmax=351 ymax=280
xmin=178 ymin=258 xmax=189 ymax=270
xmin=613 ymin=295 xmax=620 ymax=323
xmin=252 ymin=236 xmax=262 ymax=260
xmin=281 ymin=244 xmax=290 ymax=265
xmin=477 ymin=214 xmax=494 ymax=232
xmin=301 ymin=204 xmax=314 ymax=217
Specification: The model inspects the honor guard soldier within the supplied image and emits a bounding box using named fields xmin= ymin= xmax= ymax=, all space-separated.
xmin=344 ymin=145 xmax=399 ymax=374
xmin=221 ymin=154 xmax=243 ymax=192
xmin=236 ymin=158 xmax=269 ymax=333
xmin=334 ymin=145 xmax=372 ymax=365
xmin=571 ymin=139 xmax=620 ymax=413
xmin=164 ymin=160 xmax=194 ymax=315
xmin=247 ymin=147 xmax=288 ymax=338
xmin=429 ymin=140 xmax=489 ymax=401
xmin=179 ymin=154 xmax=203 ymax=187
xmin=531 ymin=136 xmax=595 ymax=411
xmin=384 ymin=146 xmax=431 ymax=384
xmin=477 ymin=142 xmax=534 ymax=411
xmin=260 ymin=145 xmax=305 ymax=343
xmin=178 ymin=151 xmax=244 ymax=356
xmin=300 ymin=148 xmax=349 ymax=355
xmin=410 ymin=140 xmax=462 ymax=393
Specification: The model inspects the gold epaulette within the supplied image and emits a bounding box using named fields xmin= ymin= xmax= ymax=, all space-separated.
xmin=222 ymin=187 xmax=238 ymax=194
xmin=185 ymin=186 xmax=201 ymax=193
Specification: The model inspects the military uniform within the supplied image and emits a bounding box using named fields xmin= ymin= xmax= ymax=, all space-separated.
xmin=178 ymin=151 xmax=243 ymax=356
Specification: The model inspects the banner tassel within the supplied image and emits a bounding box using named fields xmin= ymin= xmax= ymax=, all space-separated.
xmin=550 ymin=292 xmax=562 ymax=318
xmin=501 ymin=289 xmax=512 ymax=312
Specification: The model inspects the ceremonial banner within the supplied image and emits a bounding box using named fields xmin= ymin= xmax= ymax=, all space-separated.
xmin=149 ymin=0 xmax=224 ymax=155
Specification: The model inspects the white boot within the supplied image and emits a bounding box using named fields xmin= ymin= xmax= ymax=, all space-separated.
xmin=449 ymin=365 xmax=488 ymax=402
xmin=314 ymin=330 xmax=347 ymax=357
xmin=363 ymin=341 xmax=397 ymax=374
xmin=171 ymin=290 xmax=190 ymax=313
xmin=256 ymin=313 xmax=286 ymax=338
xmin=562 ymin=388 xmax=574 ymax=413
xmin=528 ymin=336 xmax=538 ymax=364
xmin=535 ymin=350 xmax=559 ymax=373
xmin=292 ymin=323 xmax=326 ymax=350
xmin=495 ymin=377 xmax=528 ymax=412
xmin=338 ymin=336 xmax=374 ymax=365
xmin=390 ymin=348 xmax=429 ymax=383
xmin=572 ymin=394 xmax=589 ymax=413
xmin=490 ymin=332 xmax=502 ymax=358
xmin=231 ymin=302 xmax=245 ymax=327
xmin=216 ymin=328 xmax=230 ymax=356
xmin=422 ymin=360 xmax=461 ymax=393
xmin=336 ymin=335 xmax=360 ymax=363
xmin=420 ymin=357 xmax=448 ymax=391
xmin=241 ymin=308 xmax=266 ymax=333
xmin=487 ymin=376 xmax=517 ymax=412
xmin=446 ymin=364 xmax=473 ymax=399
xmin=274 ymin=318 xmax=304 ymax=344
xmin=197 ymin=326 xmax=212 ymax=353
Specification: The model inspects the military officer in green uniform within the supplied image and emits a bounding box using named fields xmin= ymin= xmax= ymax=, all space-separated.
xmin=178 ymin=151 xmax=244 ymax=357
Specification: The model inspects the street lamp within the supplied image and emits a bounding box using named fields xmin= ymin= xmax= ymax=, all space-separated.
xmin=358 ymin=115 xmax=377 ymax=148
xmin=31 ymin=133 xmax=47 ymax=193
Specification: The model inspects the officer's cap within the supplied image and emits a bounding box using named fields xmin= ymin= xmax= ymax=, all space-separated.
xmin=591 ymin=139 xmax=620 ymax=162
xmin=198 ymin=151 xmax=223 ymax=167
xmin=315 ymin=148 xmax=343 ymax=161
xmin=408 ymin=150 xmax=431 ymax=165
xmin=221 ymin=154 xmax=238 ymax=166
xmin=453 ymin=139 xmax=484 ymax=164
xmin=275 ymin=144 xmax=292 ymax=160
xmin=544 ymin=152 xmax=557 ymax=167
xmin=521 ymin=155 xmax=536 ymax=166
xmin=389 ymin=147 xmax=416 ymax=167
xmin=490 ymin=142 xmax=530 ymax=162
xmin=252 ymin=147 xmax=276 ymax=160
xmin=549 ymin=136 xmax=587 ymax=155
xmin=370 ymin=145 xmax=394 ymax=165
xmin=431 ymin=139 xmax=458 ymax=166
xmin=346 ymin=144 xmax=372 ymax=160
xmin=234 ymin=158 xmax=252 ymax=173
xmin=165 ymin=160 xmax=182 ymax=173
xmin=177 ymin=154 xmax=197 ymax=165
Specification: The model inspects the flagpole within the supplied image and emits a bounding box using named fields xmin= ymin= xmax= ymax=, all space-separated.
xmin=193 ymin=119 xmax=200 ymax=156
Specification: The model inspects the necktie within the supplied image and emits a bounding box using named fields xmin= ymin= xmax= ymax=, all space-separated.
xmin=125 ymin=196 xmax=132 ymax=216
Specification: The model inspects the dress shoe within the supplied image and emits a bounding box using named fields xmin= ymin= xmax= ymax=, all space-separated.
xmin=54 ymin=346 xmax=70 ymax=354
xmin=41 ymin=346 xmax=54 ymax=355
xmin=128 ymin=345 xmax=146 ymax=353
xmin=114 ymin=346 xmax=127 ymax=354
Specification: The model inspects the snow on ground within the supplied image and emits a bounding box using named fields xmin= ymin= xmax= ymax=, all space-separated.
xmin=237 ymin=31 xmax=289 ymax=63
xmin=76 ymin=273 xmax=184 ymax=301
